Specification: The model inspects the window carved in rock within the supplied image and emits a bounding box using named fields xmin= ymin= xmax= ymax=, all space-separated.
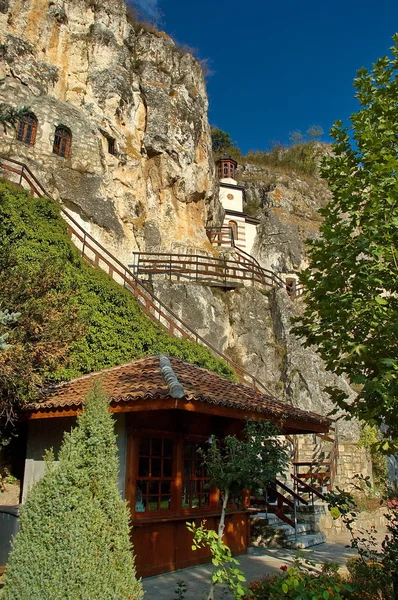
xmin=53 ymin=125 xmax=72 ymax=158
xmin=16 ymin=112 xmax=38 ymax=146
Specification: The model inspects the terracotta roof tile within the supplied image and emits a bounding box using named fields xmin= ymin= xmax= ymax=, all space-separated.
xmin=25 ymin=356 xmax=330 ymax=429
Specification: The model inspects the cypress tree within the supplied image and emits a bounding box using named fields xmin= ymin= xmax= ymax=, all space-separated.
xmin=2 ymin=383 xmax=143 ymax=600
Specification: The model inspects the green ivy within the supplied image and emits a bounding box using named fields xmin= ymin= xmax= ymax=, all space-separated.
xmin=0 ymin=179 xmax=236 ymax=392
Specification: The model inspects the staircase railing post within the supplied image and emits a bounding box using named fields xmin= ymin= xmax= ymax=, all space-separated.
xmin=82 ymin=231 xmax=86 ymax=257
xmin=293 ymin=497 xmax=298 ymax=542
xmin=19 ymin=166 xmax=24 ymax=186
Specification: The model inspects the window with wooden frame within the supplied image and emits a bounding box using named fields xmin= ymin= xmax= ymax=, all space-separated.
xmin=53 ymin=125 xmax=72 ymax=158
xmin=182 ymin=440 xmax=210 ymax=511
xmin=132 ymin=433 xmax=218 ymax=519
xmin=16 ymin=112 xmax=38 ymax=146
xmin=217 ymin=161 xmax=236 ymax=179
xmin=135 ymin=435 xmax=174 ymax=514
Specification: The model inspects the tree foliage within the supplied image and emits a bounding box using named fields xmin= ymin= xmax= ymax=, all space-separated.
xmin=211 ymin=127 xmax=241 ymax=158
xmin=0 ymin=179 xmax=235 ymax=437
xmin=190 ymin=420 xmax=288 ymax=600
xmin=2 ymin=383 xmax=143 ymax=600
xmin=0 ymin=103 xmax=29 ymax=132
xmin=199 ymin=420 xmax=288 ymax=501
xmin=0 ymin=309 xmax=20 ymax=352
xmin=294 ymin=35 xmax=398 ymax=450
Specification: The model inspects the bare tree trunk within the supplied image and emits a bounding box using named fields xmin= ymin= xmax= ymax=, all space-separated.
xmin=218 ymin=489 xmax=229 ymax=539
xmin=206 ymin=489 xmax=230 ymax=600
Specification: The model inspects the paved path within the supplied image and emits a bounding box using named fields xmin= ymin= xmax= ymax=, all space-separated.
xmin=142 ymin=533 xmax=385 ymax=600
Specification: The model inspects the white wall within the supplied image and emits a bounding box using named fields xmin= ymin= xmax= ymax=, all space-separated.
xmin=22 ymin=413 xmax=127 ymax=502
xmin=245 ymin=222 xmax=257 ymax=256
xmin=219 ymin=185 xmax=244 ymax=213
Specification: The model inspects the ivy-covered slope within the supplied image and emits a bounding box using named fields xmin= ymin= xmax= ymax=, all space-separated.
xmin=0 ymin=179 xmax=235 ymax=387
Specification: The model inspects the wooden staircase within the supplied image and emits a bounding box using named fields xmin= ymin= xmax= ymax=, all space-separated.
xmin=290 ymin=423 xmax=339 ymax=496
xmin=206 ymin=225 xmax=305 ymax=297
xmin=250 ymin=476 xmax=328 ymax=547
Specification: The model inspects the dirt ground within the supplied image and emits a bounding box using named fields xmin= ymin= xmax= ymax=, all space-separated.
xmin=0 ymin=483 xmax=20 ymax=506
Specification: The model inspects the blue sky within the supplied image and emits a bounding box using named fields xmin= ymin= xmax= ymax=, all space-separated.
xmin=133 ymin=0 xmax=398 ymax=154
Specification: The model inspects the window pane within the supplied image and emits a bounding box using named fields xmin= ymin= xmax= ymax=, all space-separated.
xmin=151 ymin=458 xmax=161 ymax=477
xmin=138 ymin=457 xmax=149 ymax=477
xmin=184 ymin=459 xmax=191 ymax=478
xmin=149 ymin=481 xmax=159 ymax=495
xmin=161 ymin=481 xmax=171 ymax=495
xmin=163 ymin=458 xmax=172 ymax=477
xmin=195 ymin=462 xmax=203 ymax=477
xmin=148 ymin=496 xmax=159 ymax=511
xmin=140 ymin=438 xmax=150 ymax=456
xmin=183 ymin=442 xmax=193 ymax=458
xmin=152 ymin=438 xmax=162 ymax=456
xmin=135 ymin=481 xmax=146 ymax=512
xmin=160 ymin=497 xmax=170 ymax=510
xmin=182 ymin=481 xmax=190 ymax=508
xmin=164 ymin=438 xmax=173 ymax=457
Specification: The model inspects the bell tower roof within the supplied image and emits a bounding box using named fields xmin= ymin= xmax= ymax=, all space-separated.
xmin=216 ymin=154 xmax=238 ymax=180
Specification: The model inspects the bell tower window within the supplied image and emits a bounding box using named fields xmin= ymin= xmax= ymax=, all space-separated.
xmin=216 ymin=154 xmax=237 ymax=180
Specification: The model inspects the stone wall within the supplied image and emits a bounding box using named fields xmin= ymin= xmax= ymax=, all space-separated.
xmin=0 ymin=0 xmax=219 ymax=264
xmin=297 ymin=504 xmax=387 ymax=538
xmin=237 ymin=163 xmax=332 ymax=274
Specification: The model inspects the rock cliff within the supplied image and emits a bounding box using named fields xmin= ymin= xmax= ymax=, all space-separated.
xmin=238 ymin=163 xmax=332 ymax=273
xmin=0 ymin=0 xmax=369 ymax=481
xmin=0 ymin=0 xmax=217 ymax=263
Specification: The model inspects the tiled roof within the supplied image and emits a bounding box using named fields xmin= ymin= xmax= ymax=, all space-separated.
xmin=25 ymin=356 xmax=330 ymax=429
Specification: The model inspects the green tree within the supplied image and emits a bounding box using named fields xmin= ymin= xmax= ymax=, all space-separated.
xmin=294 ymin=35 xmax=398 ymax=450
xmin=189 ymin=420 xmax=288 ymax=599
xmin=0 ymin=103 xmax=29 ymax=132
xmin=2 ymin=383 xmax=143 ymax=600
xmin=211 ymin=126 xmax=240 ymax=156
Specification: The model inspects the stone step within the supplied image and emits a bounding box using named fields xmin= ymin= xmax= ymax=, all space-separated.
xmin=270 ymin=522 xmax=312 ymax=538
xmin=283 ymin=532 xmax=326 ymax=549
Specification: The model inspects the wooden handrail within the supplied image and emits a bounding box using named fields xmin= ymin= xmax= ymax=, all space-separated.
xmin=291 ymin=474 xmax=327 ymax=501
xmin=275 ymin=478 xmax=309 ymax=505
xmin=0 ymin=155 xmax=276 ymax=397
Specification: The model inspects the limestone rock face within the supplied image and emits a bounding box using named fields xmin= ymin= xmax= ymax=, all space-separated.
xmin=238 ymin=164 xmax=332 ymax=273
xmin=0 ymin=0 xmax=217 ymax=263
xmin=151 ymin=280 xmax=357 ymax=442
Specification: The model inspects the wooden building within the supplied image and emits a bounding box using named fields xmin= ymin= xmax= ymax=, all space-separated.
xmin=22 ymin=355 xmax=330 ymax=578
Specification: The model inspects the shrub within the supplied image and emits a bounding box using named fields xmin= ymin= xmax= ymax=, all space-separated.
xmin=0 ymin=179 xmax=235 ymax=435
xmin=246 ymin=557 xmax=352 ymax=600
xmin=2 ymin=383 xmax=143 ymax=600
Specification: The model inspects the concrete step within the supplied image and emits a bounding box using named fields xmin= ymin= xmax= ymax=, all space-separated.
xmin=271 ymin=522 xmax=312 ymax=538
xmin=284 ymin=532 xmax=326 ymax=549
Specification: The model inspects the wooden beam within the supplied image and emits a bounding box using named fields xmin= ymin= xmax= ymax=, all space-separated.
xmin=26 ymin=397 xmax=329 ymax=434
